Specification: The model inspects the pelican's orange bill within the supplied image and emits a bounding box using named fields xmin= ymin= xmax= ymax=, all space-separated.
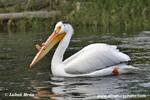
xmin=30 ymin=32 xmax=66 ymax=68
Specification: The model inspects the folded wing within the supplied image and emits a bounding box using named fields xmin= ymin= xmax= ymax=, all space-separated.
xmin=63 ymin=43 xmax=130 ymax=74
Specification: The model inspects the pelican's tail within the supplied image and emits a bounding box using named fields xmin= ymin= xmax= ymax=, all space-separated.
xmin=113 ymin=63 xmax=140 ymax=74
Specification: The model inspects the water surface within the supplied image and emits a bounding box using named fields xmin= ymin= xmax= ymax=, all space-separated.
xmin=0 ymin=27 xmax=150 ymax=100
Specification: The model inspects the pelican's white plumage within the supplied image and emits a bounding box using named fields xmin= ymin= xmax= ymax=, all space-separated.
xmin=64 ymin=43 xmax=130 ymax=74
xmin=30 ymin=21 xmax=139 ymax=77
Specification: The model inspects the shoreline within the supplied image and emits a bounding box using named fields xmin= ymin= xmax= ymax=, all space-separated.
xmin=0 ymin=0 xmax=150 ymax=29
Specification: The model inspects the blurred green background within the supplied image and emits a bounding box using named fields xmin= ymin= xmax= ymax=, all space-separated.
xmin=0 ymin=0 xmax=150 ymax=30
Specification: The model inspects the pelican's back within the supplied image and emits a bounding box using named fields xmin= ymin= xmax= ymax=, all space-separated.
xmin=64 ymin=43 xmax=130 ymax=74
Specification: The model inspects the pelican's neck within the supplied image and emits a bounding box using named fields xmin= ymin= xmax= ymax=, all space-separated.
xmin=52 ymin=30 xmax=73 ymax=67
xmin=51 ymin=24 xmax=74 ymax=76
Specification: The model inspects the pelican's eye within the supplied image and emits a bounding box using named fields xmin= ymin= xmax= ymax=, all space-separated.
xmin=56 ymin=26 xmax=62 ymax=33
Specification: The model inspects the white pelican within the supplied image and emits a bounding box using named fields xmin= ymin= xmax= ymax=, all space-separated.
xmin=30 ymin=21 xmax=139 ymax=77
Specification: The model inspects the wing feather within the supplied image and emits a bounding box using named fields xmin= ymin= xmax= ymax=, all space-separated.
xmin=63 ymin=43 xmax=130 ymax=74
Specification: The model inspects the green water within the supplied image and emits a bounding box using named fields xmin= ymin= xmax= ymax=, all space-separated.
xmin=0 ymin=27 xmax=150 ymax=100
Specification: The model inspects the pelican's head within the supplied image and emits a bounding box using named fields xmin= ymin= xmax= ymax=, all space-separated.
xmin=54 ymin=21 xmax=74 ymax=35
xmin=30 ymin=21 xmax=73 ymax=67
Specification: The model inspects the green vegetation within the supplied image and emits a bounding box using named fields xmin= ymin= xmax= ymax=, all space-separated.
xmin=0 ymin=0 xmax=150 ymax=30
